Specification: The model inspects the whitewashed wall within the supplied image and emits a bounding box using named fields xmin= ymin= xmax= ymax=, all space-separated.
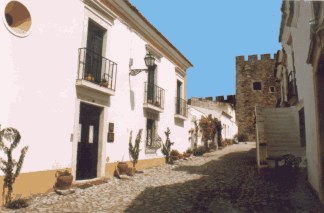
xmin=0 ymin=0 xmax=191 ymax=177
xmin=105 ymin=19 xmax=190 ymax=162
xmin=282 ymin=1 xmax=321 ymax=194
xmin=0 ymin=0 xmax=84 ymax=174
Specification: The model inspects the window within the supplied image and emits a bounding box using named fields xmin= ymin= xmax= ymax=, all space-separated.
xmin=269 ymin=86 xmax=276 ymax=93
xmin=253 ymin=82 xmax=262 ymax=91
xmin=146 ymin=119 xmax=155 ymax=147
xmin=4 ymin=1 xmax=32 ymax=37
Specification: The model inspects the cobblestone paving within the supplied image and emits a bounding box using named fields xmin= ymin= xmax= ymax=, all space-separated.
xmin=1 ymin=143 xmax=324 ymax=212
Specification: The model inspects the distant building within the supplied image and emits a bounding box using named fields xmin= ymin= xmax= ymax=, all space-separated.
xmin=235 ymin=54 xmax=280 ymax=141
xmin=187 ymin=96 xmax=238 ymax=144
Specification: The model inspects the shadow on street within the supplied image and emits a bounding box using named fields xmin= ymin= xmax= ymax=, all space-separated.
xmin=124 ymin=147 xmax=324 ymax=213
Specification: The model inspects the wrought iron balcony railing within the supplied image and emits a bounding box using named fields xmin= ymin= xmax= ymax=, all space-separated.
xmin=144 ymin=82 xmax=164 ymax=110
xmin=175 ymin=97 xmax=188 ymax=117
xmin=78 ymin=48 xmax=117 ymax=91
xmin=287 ymin=71 xmax=298 ymax=101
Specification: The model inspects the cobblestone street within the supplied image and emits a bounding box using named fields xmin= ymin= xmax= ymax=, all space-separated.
xmin=1 ymin=143 xmax=324 ymax=213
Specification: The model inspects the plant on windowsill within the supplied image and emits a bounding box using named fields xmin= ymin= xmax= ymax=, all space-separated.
xmin=54 ymin=169 xmax=73 ymax=190
xmin=84 ymin=73 xmax=95 ymax=82
xmin=154 ymin=101 xmax=161 ymax=107
xmin=100 ymin=78 xmax=108 ymax=88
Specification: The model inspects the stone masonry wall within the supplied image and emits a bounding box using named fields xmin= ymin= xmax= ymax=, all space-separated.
xmin=236 ymin=54 xmax=280 ymax=141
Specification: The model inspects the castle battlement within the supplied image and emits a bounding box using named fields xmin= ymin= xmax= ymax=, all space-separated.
xmin=236 ymin=53 xmax=277 ymax=63
xmin=188 ymin=95 xmax=236 ymax=107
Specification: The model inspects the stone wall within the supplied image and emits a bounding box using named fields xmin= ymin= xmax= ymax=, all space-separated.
xmin=236 ymin=54 xmax=280 ymax=141
xmin=188 ymin=95 xmax=236 ymax=110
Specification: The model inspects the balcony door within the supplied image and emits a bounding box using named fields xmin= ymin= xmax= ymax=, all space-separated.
xmin=176 ymin=81 xmax=182 ymax=114
xmin=147 ymin=66 xmax=156 ymax=104
xmin=85 ymin=21 xmax=105 ymax=84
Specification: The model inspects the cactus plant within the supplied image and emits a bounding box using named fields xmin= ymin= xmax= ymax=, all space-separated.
xmin=128 ymin=129 xmax=142 ymax=169
xmin=0 ymin=127 xmax=28 ymax=205
xmin=161 ymin=128 xmax=174 ymax=164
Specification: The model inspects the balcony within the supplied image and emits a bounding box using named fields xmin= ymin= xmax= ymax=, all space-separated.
xmin=175 ymin=97 xmax=187 ymax=120
xmin=143 ymin=82 xmax=164 ymax=113
xmin=76 ymin=48 xmax=117 ymax=96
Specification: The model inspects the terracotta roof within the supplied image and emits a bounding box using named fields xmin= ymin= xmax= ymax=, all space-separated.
xmin=123 ymin=0 xmax=193 ymax=67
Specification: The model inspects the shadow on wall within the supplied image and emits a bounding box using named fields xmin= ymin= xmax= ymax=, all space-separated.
xmin=174 ymin=118 xmax=184 ymax=127
xmin=130 ymin=90 xmax=135 ymax=110
xmin=124 ymin=148 xmax=324 ymax=213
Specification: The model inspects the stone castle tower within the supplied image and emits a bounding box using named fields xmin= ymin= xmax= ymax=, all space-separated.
xmin=236 ymin=54 xmax=279 ymax=141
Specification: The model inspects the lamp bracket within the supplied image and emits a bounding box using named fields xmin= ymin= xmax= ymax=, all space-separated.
xmin=129 ymin=69 xmax=148 ymax=76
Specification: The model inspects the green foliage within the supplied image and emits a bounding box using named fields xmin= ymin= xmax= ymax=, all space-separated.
xmin=237 ymin=133 xmax=248 ymax=142
xmin=0 ymin=127 xmax=28 ymax=205
xmin=161 ymin=128 xmax=174 ymax=164
xmin=199 ymin=115 xmax=222 ymax=149
xmin=221 ymin=139 xmax=234 ymax=147
xmin=128 ymin=129 xmax=143 ymax=168
xmin=6 ymin=198 xmax=29 ymax=209
xmin=55 ymin=169 xmax=71 ymax=177
xmin=193 ymin=121 xmax=199 ymax=149
xmin=185 ymin=148 xmax=193 ymax=155
xmin=193 ymin=146 xmax=207 ymax=156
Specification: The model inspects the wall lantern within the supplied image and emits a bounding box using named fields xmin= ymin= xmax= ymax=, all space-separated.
xmin=129 ymin=52 xmax=155 ymax=76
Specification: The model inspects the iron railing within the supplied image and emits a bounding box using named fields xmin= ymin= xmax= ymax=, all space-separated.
xmin=175 ymin=97 xmax=188 ymax=117
xmin=144 ymin=82 xmax=164 ymax=110
xmin=288 ymin=71 xmax=298 ymax=101
xmin=78 ymin=48 xmax=117 ymax=91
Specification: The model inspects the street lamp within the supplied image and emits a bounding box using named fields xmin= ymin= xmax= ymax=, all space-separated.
xmin=129 ymin=52 xmax=155 ymax=76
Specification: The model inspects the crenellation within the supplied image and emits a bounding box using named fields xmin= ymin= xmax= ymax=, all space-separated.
xmin=261 ymin=54 xmax=270 ymax=60
xmin=248 ymin=55 xmax=258 ymax=61
xmin=236 ymin=56 xmax=245 ymax=63
xmin=237 ymin=54 xmax=276 ymax=63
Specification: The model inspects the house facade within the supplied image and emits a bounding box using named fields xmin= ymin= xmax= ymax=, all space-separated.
xmin=273 ymin=0 xmax=324 ymax=202
xmin=0 ymin=0 xmax=192 ymax=199
xmin=186 ymin=96 xmax=238 ymax=148
xmin=257 ymin=1 xmax=324 ymax=201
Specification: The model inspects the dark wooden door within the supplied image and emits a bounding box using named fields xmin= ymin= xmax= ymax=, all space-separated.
xmin=76 ymin=102 xmax=102 ymax=180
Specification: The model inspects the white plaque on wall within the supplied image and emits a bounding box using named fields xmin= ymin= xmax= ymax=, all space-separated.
xmin=89 ymin=125 xmax=94 ymax=143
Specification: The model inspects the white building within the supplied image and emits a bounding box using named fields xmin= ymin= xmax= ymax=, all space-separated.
xmin=256 ymin=0 xmax=324 ymax=203
xmin=0 ymin=0 xmax=192 ymax=199
xmin=185 ymin=103 xmax=238 ymax=149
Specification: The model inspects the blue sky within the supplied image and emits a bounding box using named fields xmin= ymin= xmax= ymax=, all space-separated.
xmin=130 ymin=0 xmax=282 ymax=99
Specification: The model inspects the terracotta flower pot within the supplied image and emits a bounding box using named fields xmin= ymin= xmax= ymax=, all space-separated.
xmin=55 ymin=175 xmax=73 ymax=190
xmin=117 ymin=162 xmax=128 ymax=174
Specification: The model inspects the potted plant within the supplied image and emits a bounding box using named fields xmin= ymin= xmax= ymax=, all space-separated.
xmin=100 ymin=78 xmax=108 ymax=87
xmin=154 ymin=101 xmax=161 ymax=107
xmin=85 ymin=73 xmax=94 ymax=82
xmin=116 ymin=162 xmax=128 ymax=175
xmin=54 ymin=169 xmax=73 ymax=190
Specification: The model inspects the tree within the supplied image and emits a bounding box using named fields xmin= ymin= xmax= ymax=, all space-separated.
xmin=128 ymin=129 xmax=142 ymax=169
xmin=199 ymin=115 xmax=222 ymax=149
xmin=0 ymin=127 xmax=28 ymax=205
